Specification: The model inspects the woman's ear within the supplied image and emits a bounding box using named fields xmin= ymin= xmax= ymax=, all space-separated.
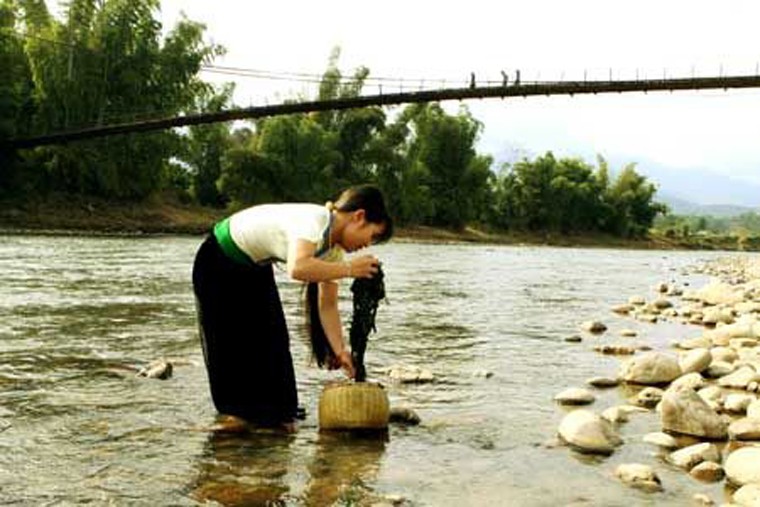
xmin=352 ymin=209 xmax=366 ymax=222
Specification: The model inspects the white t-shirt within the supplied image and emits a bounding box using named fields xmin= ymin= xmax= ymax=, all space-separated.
xmin=228 ymin=203 xmax=344 ymax=264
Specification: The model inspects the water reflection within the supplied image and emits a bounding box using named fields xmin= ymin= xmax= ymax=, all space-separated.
xmin=190 ymin=423 xmax=296 ymax=506
xmin=304 ymin=431 xmax=387 ymax=506
xmin=190 ymin=422 xmax=388 ymax=506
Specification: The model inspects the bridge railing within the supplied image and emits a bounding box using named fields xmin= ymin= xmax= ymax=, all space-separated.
xmin=6 ymin=72 xmax=760 ymax=150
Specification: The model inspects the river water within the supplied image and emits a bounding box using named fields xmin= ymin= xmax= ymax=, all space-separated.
xmin=0 ymin=234 xmax=754 ymax=506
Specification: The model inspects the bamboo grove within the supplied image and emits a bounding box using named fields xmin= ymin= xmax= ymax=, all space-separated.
xmin=0 ymin=0 xmax=666 ymax=236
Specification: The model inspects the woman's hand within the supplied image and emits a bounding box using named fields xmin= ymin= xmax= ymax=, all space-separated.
xmin=347 ymin=255 xmax=379 ymax=279
xmin=329 ymin=349 xmax=355 ymax=379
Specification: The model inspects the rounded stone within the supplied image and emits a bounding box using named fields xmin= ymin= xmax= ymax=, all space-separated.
xmin=725 ymin=446 xmax=760 ymax=486
xmin=689 ymin=461 xmax=724 ymax=482
xmin=554 ymin=388 xmax=596 ymax=406
xmin=558 ymin=409 xmax=623 ymax=455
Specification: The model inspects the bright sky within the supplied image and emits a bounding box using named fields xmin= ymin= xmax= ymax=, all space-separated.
xmin=156 ymin=0 xmax=760 ymax=199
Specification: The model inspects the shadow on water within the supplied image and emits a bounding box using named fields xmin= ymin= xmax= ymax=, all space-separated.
xmin=188 ymin=422 xmax=387 ymax=506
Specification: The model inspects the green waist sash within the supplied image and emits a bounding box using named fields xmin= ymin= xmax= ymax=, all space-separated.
xmin=213 ymin=217 xmax=253 ymax=266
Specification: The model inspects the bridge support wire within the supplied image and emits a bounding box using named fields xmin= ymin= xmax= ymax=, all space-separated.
xmin=6 ymin=74 xmax=760 ymax=150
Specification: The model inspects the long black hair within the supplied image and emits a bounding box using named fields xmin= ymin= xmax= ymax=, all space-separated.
xmin=305 ymin=185 xmax=393 ymax=369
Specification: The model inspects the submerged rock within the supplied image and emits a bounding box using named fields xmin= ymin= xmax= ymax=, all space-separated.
xmin=136 ymin=359 xmax=173 ymax=380
xmin=594 ymin=345 xmax=636 ymax=356
xmin=581 ymin=321 xmax=607 ymax=334
xmin=692 ymin=493 xmax=715 ymax=506
xmin=586 ymin=376 xmax=620 ymax=388
xmin=614 ymin=463 xmax=662 ymax=492
xmin=642 ymin=432 xmax=680 ymax=449
xmin=631 ymin=387 xmax=664 ymax=409
xmin=554 ymin=388 xmax=596 ymax=406
xmin=653 ymin=298 xmax=673 ymax=310
xmin=558 ymin=409 xmax=622 ymax=455
xmin=389 ymin=407 xmax=421 ymax=426
xmin=612 ymin=304 xmax=635 ymax=315
xmin=386 ymin=365 xmax=435 ymax=384
xmin=602 ymin=405 xmax=647 ymax=424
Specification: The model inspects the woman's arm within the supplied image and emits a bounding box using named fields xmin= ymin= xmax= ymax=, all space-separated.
xmin=318 ymin=281 xmax=355 ymax=378
xmin=287 ymin=239 xmax=377 ymax=283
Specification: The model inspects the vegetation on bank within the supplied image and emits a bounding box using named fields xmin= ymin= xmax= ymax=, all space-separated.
xmin=3 ymin=0 xmax=754 ymax=251
xmin=1 ymin=193 xmax=756 ymax=252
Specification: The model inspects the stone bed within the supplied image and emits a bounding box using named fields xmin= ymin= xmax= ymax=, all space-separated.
xmin=556 ymin=257 xmax=760 ymax=506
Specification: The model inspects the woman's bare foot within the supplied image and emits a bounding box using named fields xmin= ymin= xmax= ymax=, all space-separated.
xmin=281 ymin=421 xmax=298 ymax=433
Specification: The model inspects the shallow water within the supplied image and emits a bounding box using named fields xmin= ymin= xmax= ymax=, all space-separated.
xmin=0 ymin=234 xmax=755 ymax=506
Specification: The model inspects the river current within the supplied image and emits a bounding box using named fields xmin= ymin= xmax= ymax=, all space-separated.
xmin=0 ymin=234 xmax=752 ymax=505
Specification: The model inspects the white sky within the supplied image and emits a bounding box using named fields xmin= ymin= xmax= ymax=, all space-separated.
xmin=154 ymin=0 xmax=760 ymax=193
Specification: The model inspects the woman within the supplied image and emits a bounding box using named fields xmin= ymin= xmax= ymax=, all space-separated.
xmin=192 ymin=185 xmax=393 ymax=429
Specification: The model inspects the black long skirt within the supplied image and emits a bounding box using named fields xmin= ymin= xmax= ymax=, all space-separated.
xmin=192 ymin=234 xmax=298 ymax=425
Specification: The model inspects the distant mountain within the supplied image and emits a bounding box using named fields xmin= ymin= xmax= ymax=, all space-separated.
xmin=487 ymin=146 xmax=760 ymax=212
xmin=628 ymin=161 xmax=760 ymax=209
xmin=657 ymin=194 xmax=758 ymax=217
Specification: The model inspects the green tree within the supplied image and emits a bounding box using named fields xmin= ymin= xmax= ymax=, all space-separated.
xmin=603 ymin=163 xmax=667 ymax=237
xmin=0 ymin=0 xmax=37 ymax=193
xmin=255 ymin=113 xmax=341 ymax=202
xmin=402 ymin=103 xmax=493 ymax=228
xmin=183 ymin=83 xmax=234 ymax=206
xmin=312 ymin=47 xmax=386 ymax=186
xmin=9 ymin=0 xmax=224 ymax=198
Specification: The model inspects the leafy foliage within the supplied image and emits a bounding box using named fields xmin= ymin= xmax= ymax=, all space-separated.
xmin=2 ymin=0 xmax=222 ymax=198
xmin=493 ymin=153 xmax=665 ymax=237
xmin=1 ymin=13 xmax=666 ymax=238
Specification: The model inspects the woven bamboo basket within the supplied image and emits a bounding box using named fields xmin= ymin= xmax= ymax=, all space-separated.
xmin=318 ymin=381 xmax=390 ymax=430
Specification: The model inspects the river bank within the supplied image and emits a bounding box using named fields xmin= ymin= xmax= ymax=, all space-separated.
xmin=553 ymin=255 xmax=760 ymax=505
xmin=0 ymin=194 xmax=755 ymax=251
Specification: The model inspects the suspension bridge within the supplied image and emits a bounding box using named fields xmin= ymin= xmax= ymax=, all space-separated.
xmin=6 ymin=73 xmax=760 ymax=150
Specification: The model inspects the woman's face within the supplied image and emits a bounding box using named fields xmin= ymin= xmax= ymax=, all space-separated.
xmin=340 ymin=211 xmax=386 ymax=252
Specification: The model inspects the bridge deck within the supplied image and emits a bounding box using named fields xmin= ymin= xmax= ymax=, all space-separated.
xmin=6 ymin=75 xmax=760 ymax=149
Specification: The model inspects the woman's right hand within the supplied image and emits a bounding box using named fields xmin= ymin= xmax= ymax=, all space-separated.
xmin=329 ymin=350 xmax=356 ymax=379
xmin=347 ymin=255 xmax=379 ymax=279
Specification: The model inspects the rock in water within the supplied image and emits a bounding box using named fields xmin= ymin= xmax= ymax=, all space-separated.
xmin=554 ymin=387 xmax=596 ymax=405
xmin=136 ymin=359 xmax=173 ymax=380
xmin=389 ymin=406 xmax=421 ymax=425
xmin=558 ymin=409 xmax=622 ymax=455
xmin=350 ymin=264 xmax=386 ymax=382
xmin=614 ymin=463 xmax=662 ymax=492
